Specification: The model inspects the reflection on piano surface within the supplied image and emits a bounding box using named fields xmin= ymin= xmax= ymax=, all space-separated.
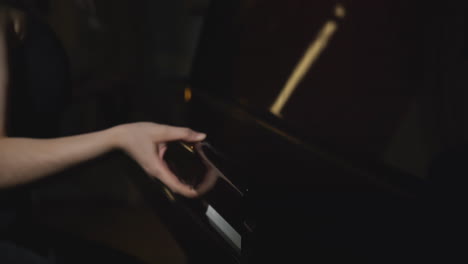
xmin=192 ymin=0 xmax=428 ymax=159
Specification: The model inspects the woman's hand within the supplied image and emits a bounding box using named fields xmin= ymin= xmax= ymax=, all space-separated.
xmin=113 ymin=122 xmax=206 ymax=198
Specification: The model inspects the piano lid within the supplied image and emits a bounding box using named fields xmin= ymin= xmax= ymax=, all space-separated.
xmin=190 ymin=0 xmax=428 ymax=160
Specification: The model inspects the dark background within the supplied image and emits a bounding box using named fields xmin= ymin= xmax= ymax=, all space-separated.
xmin=9 ymin=0 xmax=468 ymax=263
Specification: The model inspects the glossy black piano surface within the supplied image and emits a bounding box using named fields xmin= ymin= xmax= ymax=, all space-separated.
xmin=131 ymin=0 xmax=463 ymax=263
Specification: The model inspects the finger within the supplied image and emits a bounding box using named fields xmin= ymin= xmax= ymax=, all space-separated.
xmin=157 ymin=125 xmax=206 ymax=143
xmin=150 ymin=159 xmax=199 ymax=198
xmin=157 ymin=144 xmax=169 ymax=169
xmin=194 ymin=167 xmax=218 ymax=196
xmin=158 ymin=143 xmax=167 ymax=159
xmin=193 ymin=143 xmax=219 ymax=195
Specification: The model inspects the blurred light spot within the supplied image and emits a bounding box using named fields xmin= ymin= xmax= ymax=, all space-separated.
xmin=335 ymin=4 xmax=346 ymax=19
xmin=270 ymin=20 xmax=338 ymax=116
xmin=184 ymin=87 xmax=192 ymax=102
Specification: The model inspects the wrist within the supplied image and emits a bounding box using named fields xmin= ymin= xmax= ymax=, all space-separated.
xmin=106 ymin=125 xmax=127 ymax=151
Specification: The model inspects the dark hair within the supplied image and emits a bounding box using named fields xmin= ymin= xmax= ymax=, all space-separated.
xmin=1 ymin=0 xmax=25 ymax=7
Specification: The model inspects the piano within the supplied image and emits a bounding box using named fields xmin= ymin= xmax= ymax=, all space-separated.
xmin=131 ymin=0 xmax=460 ymax=263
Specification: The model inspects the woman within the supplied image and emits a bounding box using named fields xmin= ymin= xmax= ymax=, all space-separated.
xmin=1 ymin=1 xmax=205 ymax=262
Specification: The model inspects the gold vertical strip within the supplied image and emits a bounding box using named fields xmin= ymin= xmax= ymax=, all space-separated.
xmin=270 ymin=20 xmax=339 ymax=116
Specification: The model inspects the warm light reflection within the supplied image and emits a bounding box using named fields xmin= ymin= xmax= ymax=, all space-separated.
xmin=184 ymin=87 xmax=192 ymax=102
xmin=335 ymin=4 xmax=346 ymax=19
xmin=180 ymin=142 xmax=195 ymax=153
xmin=163 ymin=187 xmax=175 ymax=201
xmin=270 ymin=4 xmax=345 ymax=117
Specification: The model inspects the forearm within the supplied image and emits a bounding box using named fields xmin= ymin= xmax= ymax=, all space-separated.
xmin=0 ymin=127 xmax=120 ymax=188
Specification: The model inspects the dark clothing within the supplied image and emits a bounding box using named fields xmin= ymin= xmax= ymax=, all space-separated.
xmin=1 ymin=8 xmax=71 ymax=233
xmin=1 ymin=224 xmax=144 ymax=264
xmin=0 ymin=241 xmax=49 ymax=264
xmin=6 ymin=12 xmax=71 ymax=138
xmin=0 ymin=6 xmax=143 ymax=264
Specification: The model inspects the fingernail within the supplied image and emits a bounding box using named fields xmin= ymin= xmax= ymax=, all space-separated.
xmin=196 ymin=133 xmax=207 ymax=140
